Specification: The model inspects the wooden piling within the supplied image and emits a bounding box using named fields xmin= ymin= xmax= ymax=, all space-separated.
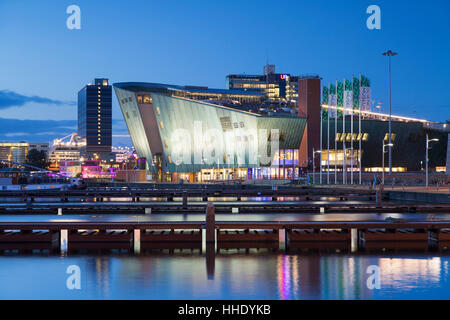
xmin=206 ymin=203 xmax=215 ymax=243
xmin=182 ymin=191 xmax=188 ymax=209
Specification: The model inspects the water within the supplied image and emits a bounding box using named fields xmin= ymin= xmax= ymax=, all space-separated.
xmin=0 ymin=253 xmax=449 ymax=300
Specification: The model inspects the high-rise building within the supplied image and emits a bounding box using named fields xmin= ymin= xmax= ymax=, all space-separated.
xmin=226 ymin=64 xmax=313 ymax=105
xmin=78 ymin=78 xmax=112 ymax=158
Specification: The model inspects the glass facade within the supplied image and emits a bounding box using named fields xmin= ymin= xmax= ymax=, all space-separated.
xmin=78 ymin=78 xmax=112 ymax=156
xmin=114 ymin=82 xmax=307 ymax=180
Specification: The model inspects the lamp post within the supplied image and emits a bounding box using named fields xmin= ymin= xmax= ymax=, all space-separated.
xmin=382 ymin=140 xmax=394 ymax=185
xmin=312 ymin=148 xmax=322 ymax=185
xmin=382 ymin=50 xmax=398 ymax=175
xmin=426 ymin=134 xmax=439 ymax=188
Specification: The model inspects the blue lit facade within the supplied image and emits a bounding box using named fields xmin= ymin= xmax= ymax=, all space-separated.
xmin=78 ymin=78 xmax=112 ymax=157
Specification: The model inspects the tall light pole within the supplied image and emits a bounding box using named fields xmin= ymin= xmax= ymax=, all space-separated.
xmin=382 ymin=139 xmax=393 ymax=185
xmin=382 ymin=50 xmax=398 ymax=175
xmin=426 ymin=134 xmax=439 ymax=187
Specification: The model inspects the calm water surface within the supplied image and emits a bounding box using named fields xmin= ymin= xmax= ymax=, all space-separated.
xmin=0 ymin=253 xmax=449 ymax=300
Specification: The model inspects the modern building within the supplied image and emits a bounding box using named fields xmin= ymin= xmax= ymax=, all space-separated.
xmin=78 ymin=78 xmax=112 ymax=158
xmin=114 ymin=82 xmax=306 ymax=182
xmin=0 ymin=142 xmax=49 ymax=164
xmin=226 ymin=64 xmax=317 ymax=105
xmin=114 ymin=79 xmax=449 ymax=182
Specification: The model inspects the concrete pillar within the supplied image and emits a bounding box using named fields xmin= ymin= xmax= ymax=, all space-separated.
xmin=351 ymin=228 xmax=359 ymax=252
xmin=133 ymin=229 xmax=141 ymax=254
xmin=279 ymin=228 xmax=288 ymax=251
xmin=60 ymin=229 xmax=68 ymax=255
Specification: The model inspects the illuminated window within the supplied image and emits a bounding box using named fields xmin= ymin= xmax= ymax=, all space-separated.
xmin=384 ymin=133 xmax=396 ymax=142
xmin=346 ymin=133 xmax=352 ymax=142
xmin=143 ymin=95 xmax=152 ymax=104
xmin=137 ymin=95 xmax=143 ymax=103
xmin=362 ymin=133 xmax=369 ymax=141
xmin=160 ymin=121 xmax=164 ymax=129
xmin=156 ymin=106 xmax=161 ymax=115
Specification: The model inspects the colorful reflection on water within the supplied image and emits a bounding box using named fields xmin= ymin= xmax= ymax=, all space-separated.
xmin=0 ymin=253 xmax=449 ymax=300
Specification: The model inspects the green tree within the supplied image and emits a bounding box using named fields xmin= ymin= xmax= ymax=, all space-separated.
xmin=26 ymin=149 xmax=49 ymax=169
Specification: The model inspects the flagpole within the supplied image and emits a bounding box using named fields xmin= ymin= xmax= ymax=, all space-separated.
xmin=342 ymin=80 xmax=346 ymax=185
xmin=359 ymin=74 xmax=362 ymax=185
xmin=327 ymin=106 xmax=330 ymax=184
xmin=320 ymin=105 xmax=323 ymax=184
xmin=359 ymin=106 xmax=362 ymax=184
xmin=334 ymin=97 xmax=337 ymax=184
xmin=351 ymin=81 xmax=354 ymax=185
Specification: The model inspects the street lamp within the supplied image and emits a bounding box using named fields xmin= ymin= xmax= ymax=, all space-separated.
xmin=382 ymin=50 xmax=398 ymax=175
xmin=382 ymin=140 xmax=394 ymax=185
xmin=312 ymin=148 xmax=322 ymax=185
xmin=426 ymin=134 xmax=439 ymax=187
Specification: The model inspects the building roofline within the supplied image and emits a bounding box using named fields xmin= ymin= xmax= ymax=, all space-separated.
xmin=113 ymin=82 xmax=263 ymax=96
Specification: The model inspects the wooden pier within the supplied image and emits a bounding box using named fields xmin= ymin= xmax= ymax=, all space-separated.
xmin=0 ymin=204 xmax=449 ymax=254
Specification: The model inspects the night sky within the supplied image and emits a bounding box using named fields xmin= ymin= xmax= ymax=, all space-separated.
xmin=0 ymin=0 xmax=449 ymax=145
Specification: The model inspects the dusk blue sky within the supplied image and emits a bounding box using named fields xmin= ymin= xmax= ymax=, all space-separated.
xmin=0 ymin=0 xmax=449 ymax=145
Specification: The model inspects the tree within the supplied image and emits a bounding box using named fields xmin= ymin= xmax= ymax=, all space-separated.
xmin=26 ymin=149 xmax=49 ymax=169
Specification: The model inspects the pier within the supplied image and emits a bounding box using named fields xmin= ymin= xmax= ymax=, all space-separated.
xmin=0 ymin=186 xmax=449 ymax=214
xmin=1 ymin=204 xmax=450 ymax=254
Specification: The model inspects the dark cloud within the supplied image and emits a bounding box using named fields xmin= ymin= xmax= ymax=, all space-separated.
xmin=0 ymin=90 xmax=75 ymax=109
